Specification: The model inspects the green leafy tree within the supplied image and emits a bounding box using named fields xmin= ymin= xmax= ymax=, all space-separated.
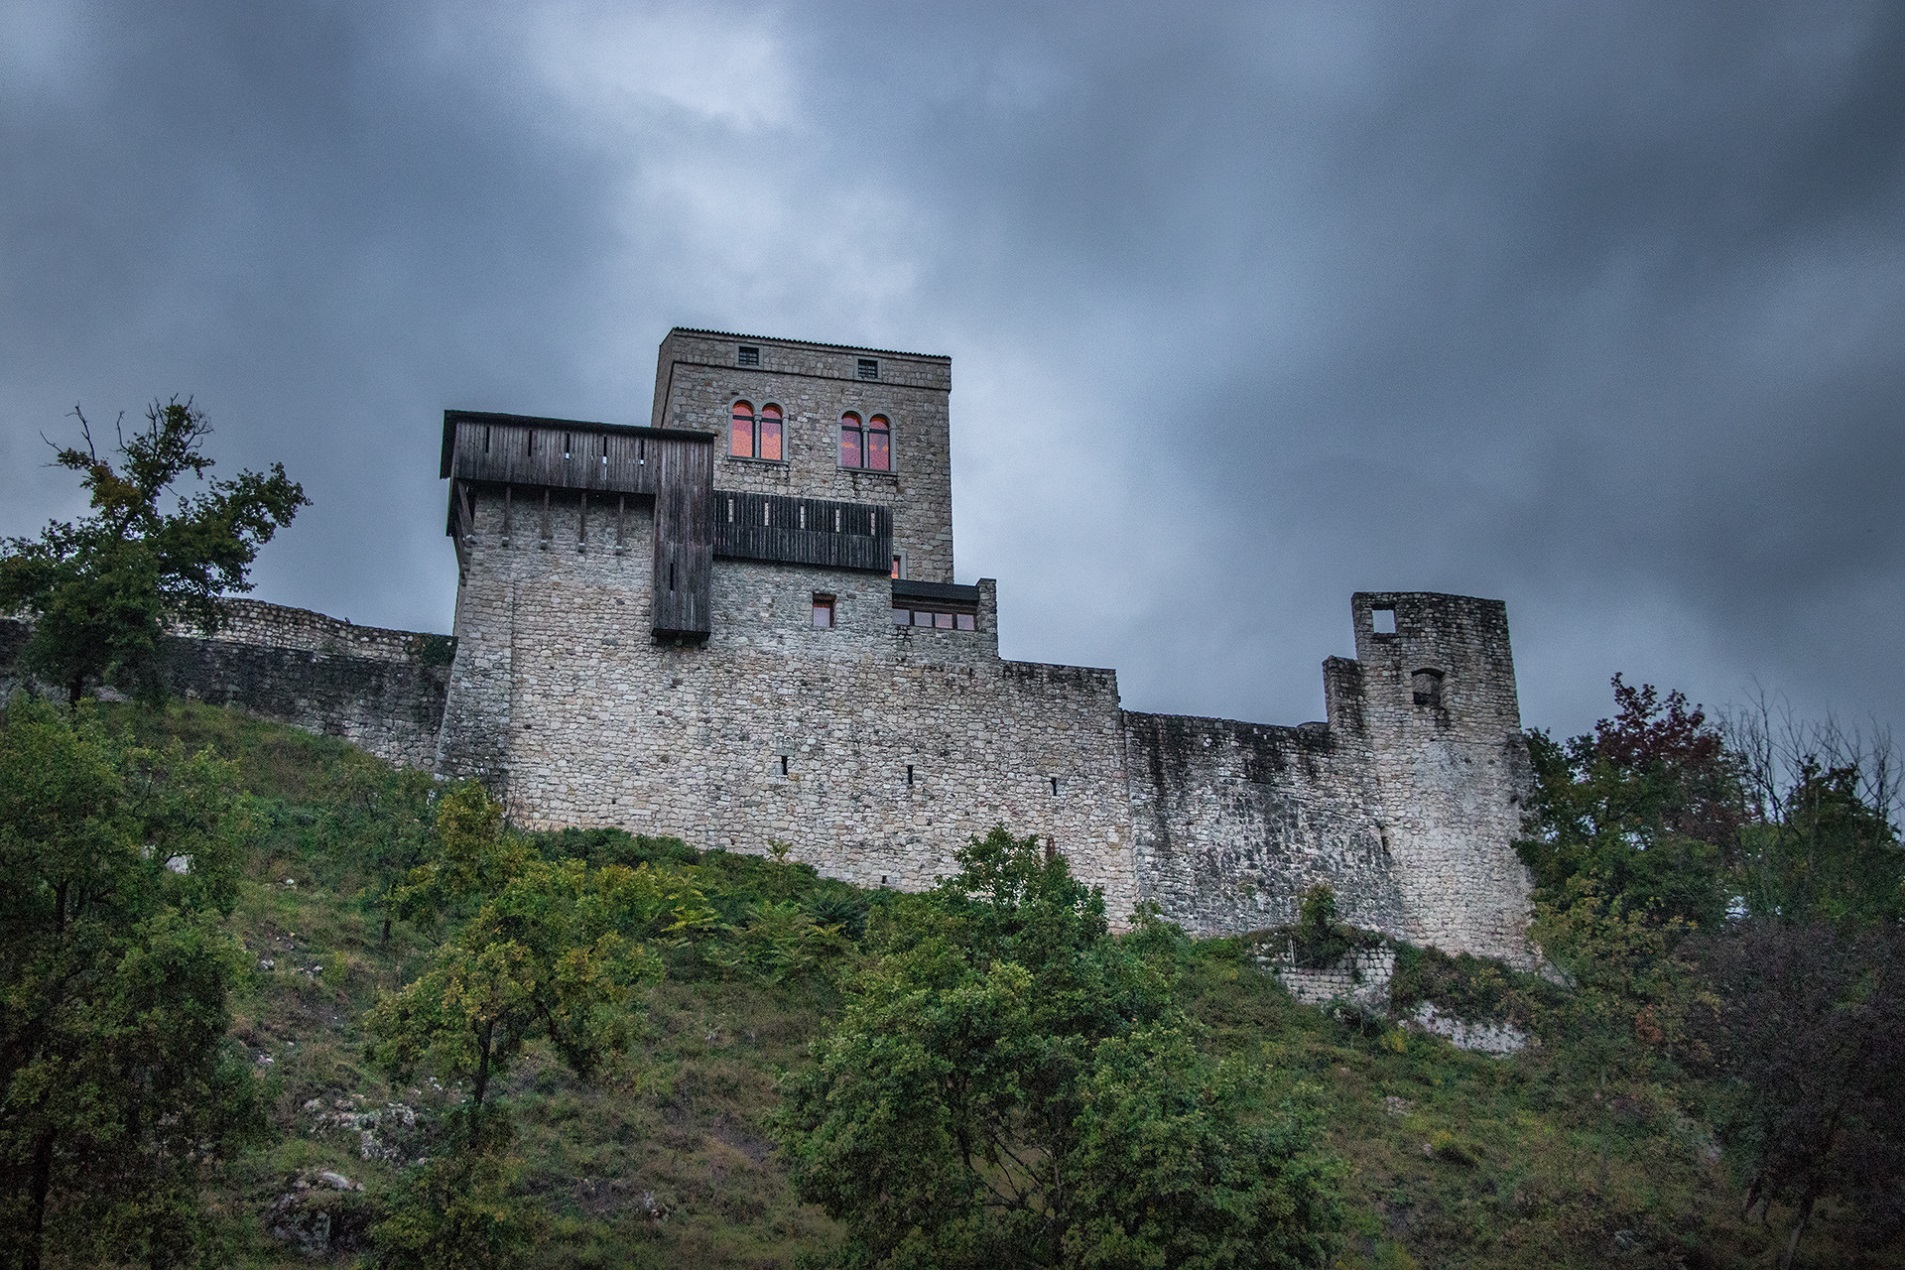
xmin=0 ymin=398 xmax=306 ymax=705
xmin=1736 ymin=757 xmax=1904 ymax=925
xmin=777 ymin=827 xmax=1340 ymax=1269
xmin=0 ymin=699 xmax=265 ymax=1269
xmin=1519 ymin=676 xmax=1746 ymax=942
xmin=331 ymin=762 xmax=437 ymax=944
xmin=1689 ymin=920 xmax=1905 ymax=1267
xmin=367 ymin=786 xmax=704 ymax=1270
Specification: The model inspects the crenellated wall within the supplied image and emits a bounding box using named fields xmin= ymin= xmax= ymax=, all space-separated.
xmin=1 ymin=328 xmax=1539 ymax=967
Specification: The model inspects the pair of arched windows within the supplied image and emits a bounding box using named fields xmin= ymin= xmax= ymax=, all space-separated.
xmin=730 ymin=402 xmax=783 ymax=461
xmin=840 ymin=412 xmax=890 ymax=471
xmin=730 ymin=402 xmax=891 ymax=471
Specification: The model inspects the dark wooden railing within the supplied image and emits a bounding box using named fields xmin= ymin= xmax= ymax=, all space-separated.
xmin=714 ymin=491 xmax=891 ymax=573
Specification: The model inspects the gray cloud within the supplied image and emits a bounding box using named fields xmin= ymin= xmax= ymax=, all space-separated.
xmin=4 ymin=0 xmax=1901 ymax=744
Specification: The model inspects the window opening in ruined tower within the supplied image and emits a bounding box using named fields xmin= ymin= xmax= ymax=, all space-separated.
xmin=1372 ymin=606 xmax=1396 ymax=635
xmin=812 ymin=593 xmax=835 ymax=628
xmin=1412 ymin=668 xmax=1444 ymax=708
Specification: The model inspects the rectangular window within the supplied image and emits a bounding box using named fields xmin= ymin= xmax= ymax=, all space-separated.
xmin=1372 ymin=606 xmax=1397 ymax=635
xmin=857 ymin=357 xmax=879 ymax=380
xmin=893 ymin=604 xmax=978 ymax=631
xmin=737 ymin=345 xmax=760 ymax=367
xmin=812 ymin=594 xmax=836 ymax=628
xmin=891 ymin=554 xmax=904 ymax=580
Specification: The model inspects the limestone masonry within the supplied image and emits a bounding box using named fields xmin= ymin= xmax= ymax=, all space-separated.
xmin=4 ymin=328 xmax=1537 ymax=963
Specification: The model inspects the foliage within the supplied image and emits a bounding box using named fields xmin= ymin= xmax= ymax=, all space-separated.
xmin=0 ymin=399 xmax=306 ymax=705
xmin=330 ymin=762 xmax=437 ymax=944
xmin=1387 ymin=943 xmax=1559 ymax=1033
xmin=1736 ymin=758 xmax=1904 ymax=925
xmin=371 ymin=1115 xmax=542 ymax=1270
xmin=0 ymin=699 xmax=266 ymax=1268
xmin=367 ymin=787 xmax=675 ymax=1108
xmin=777 ymin=827 xmax=1341 ymax=1269
xmin=1686 ymin=920 xmax=1905 ymax=1267
xmin=1518 ymin=676 xmax=1745 ymax=945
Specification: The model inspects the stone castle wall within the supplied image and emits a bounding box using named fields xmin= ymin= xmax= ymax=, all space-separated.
xmin=0 ymin=604 xmax=451 ymax=770
xmin=2 ymin=329 xmax=1537 ymax=966
xmin=436 ymin=491 xmax=1141 ymax=919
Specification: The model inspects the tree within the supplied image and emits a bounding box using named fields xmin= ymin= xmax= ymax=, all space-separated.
xmin=0 ymin=699 xmax=265 ymax=1269
xmin=331 ymin=761 xmax=438 ymax=945
xmin=0 ymin=398 xmax=306 ymax=705
xmin=776 ymin=828 xmax=1340 ymax=1269
xmin=1689 ymin=920 xmax=1905 ymax=1267
xmin=365 ymin=786 xmax=689 ymax=1270
xmin=1519 ymin=675 xmax=1747 ymax=941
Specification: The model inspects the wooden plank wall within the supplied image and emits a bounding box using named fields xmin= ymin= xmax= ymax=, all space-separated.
xmin=713 ymin=491 xmax=892 ymax=573
xmin=445 ymin=416 xmax=715 ymax=640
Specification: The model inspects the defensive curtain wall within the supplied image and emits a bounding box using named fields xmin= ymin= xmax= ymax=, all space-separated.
xmin=0 ymin=329 xmax=1536 ymax=964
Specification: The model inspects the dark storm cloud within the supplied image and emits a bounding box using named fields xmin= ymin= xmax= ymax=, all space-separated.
xmin=4 ymin=0 xmax=1901 ymax=743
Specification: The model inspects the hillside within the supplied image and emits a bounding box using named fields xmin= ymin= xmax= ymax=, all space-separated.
xmin=15 ymin=702 xmax=1896 ymax=1268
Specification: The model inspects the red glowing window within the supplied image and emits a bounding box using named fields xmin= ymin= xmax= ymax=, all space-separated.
xmin=730 ymin=401 xmax=754 ymax=458
xmin=839 ymin=413 xmax=863 ymax=468
xmin=866 ymin=415 xmax=890 ymax=471
xmin=759 ymin=404 xmax=783 ymax=462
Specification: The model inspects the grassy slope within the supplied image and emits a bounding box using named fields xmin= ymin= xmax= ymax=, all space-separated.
xmin=128 ymin=704 xmax=1882 ymax=1269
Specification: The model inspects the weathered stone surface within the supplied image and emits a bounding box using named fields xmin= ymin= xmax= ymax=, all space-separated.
xmin=0 ymin=328 xmax=1540 ymax=966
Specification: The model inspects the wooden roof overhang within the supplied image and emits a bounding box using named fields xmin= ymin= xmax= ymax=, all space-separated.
xmin=441 ymin=410 xmax=715 ymax=640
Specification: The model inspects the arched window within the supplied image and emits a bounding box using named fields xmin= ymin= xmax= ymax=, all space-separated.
xmin=839 ymin=412 xmax=863 ymax=468
xmin=839 ymin=412 xmax=892 ymax=470
xmin=759 ymin=403 xmax=783 ymax=462
xmin=730 ymin=401 xmax=785 ymax=461
xmin=730 ymin=401 xmax=754 ymax=458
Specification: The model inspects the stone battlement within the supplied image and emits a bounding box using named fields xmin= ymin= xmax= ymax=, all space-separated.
xmin=1 ymin=328 xmax=1537 ymax=966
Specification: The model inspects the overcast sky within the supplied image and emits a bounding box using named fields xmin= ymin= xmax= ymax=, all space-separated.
xmin=4 ymin=0 xmax=1901 ymax=743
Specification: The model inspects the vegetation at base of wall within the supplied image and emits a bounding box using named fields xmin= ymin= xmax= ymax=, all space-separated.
xmin=1250 ymin=883 xmax=1388 ymax=970
xmin=4 ymin=693 xmax=1903 ymax=1268
xmin=1386 ymin=943 xmax=1560 ymax=1033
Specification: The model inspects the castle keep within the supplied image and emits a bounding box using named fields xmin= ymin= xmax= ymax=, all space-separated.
xmin=0 ymin=329 xmax=1536 ymax=962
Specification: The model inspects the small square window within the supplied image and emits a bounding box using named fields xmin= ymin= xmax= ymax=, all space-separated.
xmin=857 ymin=357 xmax=879 ymax=380
xmin=955 ymin=612 xmax=975 ymax=631
xmin=737 ymin=345 xmax=760 ymax=367
xmin=1372 ymin=607 xmax=1397 ymax=635
xmin=812 ymin=594 xmax=836 ymax=628
xmin=891 ymin=607 xmax=912 ymax=626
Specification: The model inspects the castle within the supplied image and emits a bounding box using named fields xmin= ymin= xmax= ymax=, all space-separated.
xmin=0 ymin=329 xmax=1537 ymax=963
